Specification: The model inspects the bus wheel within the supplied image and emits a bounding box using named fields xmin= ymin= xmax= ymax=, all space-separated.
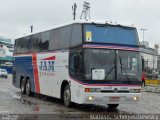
xmin=108 ymin=104 xmax=119 ymax=109
xmin=21 ymin=78 xmax=26 ymax=95
xmin=63 ymin=85 xmax=72 ymax=107
xmin=26 ymin=80 xmax=32 ymax=96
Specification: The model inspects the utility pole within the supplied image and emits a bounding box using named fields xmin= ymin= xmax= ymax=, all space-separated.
xmin=80 ymin=1 xmax=90 ymax=20
xmin=72 ymin=3 xmax=77 ymax=20
xmin=140 ymin=28 xmax=147 ymax=45
xmin=30 ymin=25 xmax=33 ymax=33
xmin=154 ymin=44 xmax=159 ymax=54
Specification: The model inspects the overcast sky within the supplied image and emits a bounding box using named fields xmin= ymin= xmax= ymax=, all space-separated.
xmin=0 ymin=0 xmax=159 ymax=48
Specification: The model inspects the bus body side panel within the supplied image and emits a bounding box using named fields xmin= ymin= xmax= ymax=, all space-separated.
xmin=13 ymin=55 xmax=35 ymax=92
xmin=13 ymin=51 xmax=70 ymax=98
xmin=35 ymin=51 xmax=70 ymax=98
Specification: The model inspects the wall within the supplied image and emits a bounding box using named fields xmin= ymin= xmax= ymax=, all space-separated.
xmin=141 ymin=52 xmax=157 ymax=69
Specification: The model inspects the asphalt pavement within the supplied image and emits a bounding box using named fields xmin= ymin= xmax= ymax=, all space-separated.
xmin=0 ymin=75 xmax=160 ymax=120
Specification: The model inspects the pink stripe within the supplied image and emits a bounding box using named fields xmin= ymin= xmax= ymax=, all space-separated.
xmin=83 ymin=45 xmax=139 ymax=51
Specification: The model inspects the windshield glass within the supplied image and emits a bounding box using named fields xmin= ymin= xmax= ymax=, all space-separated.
xmin=84 ymin=49 xmax=141 ymax=81
xmin=84 ymin=24 xmax=139 ymax=46
xmin=84 ymin=49 xmax=115 ymax=80
xmin=117 ymin=50 xmax=141 ymax=81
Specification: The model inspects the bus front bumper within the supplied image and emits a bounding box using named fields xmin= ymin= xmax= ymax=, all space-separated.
xmin=79 ymin=93 xmax=141 ymax=104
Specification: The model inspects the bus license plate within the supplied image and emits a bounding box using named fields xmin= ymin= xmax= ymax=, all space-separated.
xmin=110 ymin=96 xmax=120 ymax=102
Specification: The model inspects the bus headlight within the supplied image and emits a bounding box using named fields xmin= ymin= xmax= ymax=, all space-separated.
xmin=88 ymin=96 xmax=94 ymax=101
xmin=133 ymin=96 xmax=139 ymax=101
xmin=129 ymin=89 xmax=141 ymax=93
xmin=85 ymin=88 xmax=101 ymax=92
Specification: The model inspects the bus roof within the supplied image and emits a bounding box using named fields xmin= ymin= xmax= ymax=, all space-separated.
xmin=16 ymin=20 xmax=136 ymax=39
xmin=72 ymin=20 xmax=136 ymax=28
xmin=47 ymin=20 xmax=136 ymax=32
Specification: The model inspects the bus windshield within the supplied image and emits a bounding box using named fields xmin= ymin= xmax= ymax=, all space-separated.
xmin=117 ymin=50 xmax=141 ymax=81
xmin=84 ymin=49 xmax=141 ymax=81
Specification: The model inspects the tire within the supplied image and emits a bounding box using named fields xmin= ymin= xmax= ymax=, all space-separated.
xmin=108 ymin=104 xmax=119 ymax=109
xmin=26 ymin=79 xmax=32 ymax=96
xmin=20 ymin=78 xmax=26 ymax=95
xmin=63 ymin=85 xmax=72 ymax=107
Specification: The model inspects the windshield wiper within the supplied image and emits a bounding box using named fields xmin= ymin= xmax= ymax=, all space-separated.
xmin=105 ymin=59 xmax=116 ymax=80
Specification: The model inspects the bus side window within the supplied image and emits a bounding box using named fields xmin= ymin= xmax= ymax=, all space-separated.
xmin=14 ymin=40 xmax=18 ymax=54
xmin=74 ymin=56 xmax=80 ymax=69
xmin=70 ymin=54 xmax=75 ymax=76
xmin=70 ymin=51 xmax=83 ymax=79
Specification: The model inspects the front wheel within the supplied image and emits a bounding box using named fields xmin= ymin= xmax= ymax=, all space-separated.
xmin=63 ymin=85 xmax=72 ymax=107
xmin=108 ymin=104 xmax=119 ymax=109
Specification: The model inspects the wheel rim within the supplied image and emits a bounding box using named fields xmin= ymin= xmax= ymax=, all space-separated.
xmin=21 ymin=80 xmax=25 ymax=93
xmin=21 ymin=83 xmax=24 ymax=92
xmin=64 ymin=88 xmax=71 ymax=106
xmin=26 ymin=82 xmax=30 ymax=95
xmin=64 ymin=89 xmax=70 ymax=101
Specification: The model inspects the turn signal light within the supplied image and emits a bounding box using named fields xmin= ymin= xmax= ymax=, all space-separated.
xmin=85 ymin=88 xmax=90 ymax=92
xmin=84 ymin=88 xmax=101 ymax=92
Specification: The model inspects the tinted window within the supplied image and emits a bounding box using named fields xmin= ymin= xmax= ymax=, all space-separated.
xmin=59 ymin=26 xmax=72 ymax=49
xmin=15 ymin=24 xmax=82 ymax=54
xmin=49 ymin=25 xmax=71 ymax=50
xmin=32 ymin=35 xmax=41 ymax=52
xmin=84 ymin=49 xmax=116 ymax=80
xmin=117 ymin=50 xmax=141 ymax=81
xmin=49 ymin=29 xmax=60 ymax=50
xmin=41 ymin=32 xmax=50 ymax=51
xmin=69 ymin=48 xmax=83 ymax=80
xmin=84 ymin=24 xmax=139 ymax=46
xmin=71 ymin=24 xmax=82 ymax=47
xmin=15 ymin=37 xmax=32 ymax=54
xmin=14 ymin=40 xmax=18 ymax=54
xmin=32 ymin=33 xmax=50 ymax=52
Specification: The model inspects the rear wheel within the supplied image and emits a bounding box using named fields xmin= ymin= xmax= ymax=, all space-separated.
xmin=63 ymin=85 xmax=72 ymax=107
xmin=108 ymin=104 xmax=119 ymax=109
xmin=20 ymin=78 xmax=26 ymax=95
xmin=26 ymin=79 xmax=32 ymax=96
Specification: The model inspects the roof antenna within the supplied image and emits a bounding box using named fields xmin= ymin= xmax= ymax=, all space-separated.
xmin=72 ymin=3 xmax=77 ymax=20
xmin=30 ymin=25 xmax=33 ymax=33
xmin=80 ymin=1 xmax=91 ymax=20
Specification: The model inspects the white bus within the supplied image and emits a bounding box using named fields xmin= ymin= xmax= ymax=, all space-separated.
xmin=13 ymin=20 xmax=141 ymax=109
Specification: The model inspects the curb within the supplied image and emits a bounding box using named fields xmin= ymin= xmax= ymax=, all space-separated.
xmin=142 ymin=85 xmax=160 ymax=93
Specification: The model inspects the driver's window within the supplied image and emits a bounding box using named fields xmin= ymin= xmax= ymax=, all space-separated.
xmin=69 ymin=49 xmax=83 ymax=79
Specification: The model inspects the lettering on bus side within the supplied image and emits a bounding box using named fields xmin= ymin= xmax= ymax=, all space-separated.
xmin=39 ymin=56 xmax=56 ymax=77
xmin=39 ymin=61 xmax=54 ymax=72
